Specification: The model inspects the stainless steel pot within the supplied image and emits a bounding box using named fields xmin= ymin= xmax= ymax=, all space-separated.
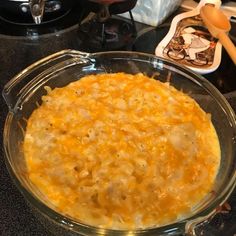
xmin=0 ymin=0 xmax=75 ymax=24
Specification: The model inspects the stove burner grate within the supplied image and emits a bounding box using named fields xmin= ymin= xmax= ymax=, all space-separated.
xmin=78 ymin=16 xmax=136 ymax=52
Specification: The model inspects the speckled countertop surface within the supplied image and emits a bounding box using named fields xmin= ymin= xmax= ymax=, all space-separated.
xmin=0 ymin=26 xmax=83 ymax=236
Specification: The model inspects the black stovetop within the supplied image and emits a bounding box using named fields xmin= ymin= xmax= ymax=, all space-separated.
xmin=0 ymin=7 xmax=236 ymax=236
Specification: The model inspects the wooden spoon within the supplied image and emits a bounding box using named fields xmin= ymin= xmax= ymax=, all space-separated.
xmin=200 ymin=5 xmax=236 ymax=64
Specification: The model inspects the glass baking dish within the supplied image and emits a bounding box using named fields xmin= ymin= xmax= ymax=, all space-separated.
xmin=2 ymin=50 xmax=236 ymax=235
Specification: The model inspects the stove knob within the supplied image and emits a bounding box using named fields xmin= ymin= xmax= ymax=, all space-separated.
xmin=45 ymin=1 xmax=61 ymax=12
xmin=20 ymin=3 xmax=30 ymax=13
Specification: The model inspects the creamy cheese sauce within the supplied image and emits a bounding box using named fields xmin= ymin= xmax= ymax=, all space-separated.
xmin=24 ymin=73 xmax=220 ymax=229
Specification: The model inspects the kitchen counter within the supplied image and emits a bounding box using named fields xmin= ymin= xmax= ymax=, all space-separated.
xmin=0 ymin=7 xmax=236 ymax=236
xmin=0 ymin=20 xmax=84 ymax=236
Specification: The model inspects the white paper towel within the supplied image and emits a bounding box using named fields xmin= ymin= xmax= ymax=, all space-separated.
xmin=121 ymin=0 xmax=183 ymax=26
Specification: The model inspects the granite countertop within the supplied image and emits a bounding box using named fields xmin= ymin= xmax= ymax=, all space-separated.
xmin=0 ymin=102 xmax=49 ymax=235
xmin=0 ymin=24 xmax=82 ymax=236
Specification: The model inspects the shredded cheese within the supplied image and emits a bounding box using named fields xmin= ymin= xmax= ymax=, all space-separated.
xmin=24 ymin=73 xmax=220 ymax=229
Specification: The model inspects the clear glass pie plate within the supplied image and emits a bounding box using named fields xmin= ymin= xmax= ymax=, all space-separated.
xmin=2 ymin=50 xmax=236 ymax=235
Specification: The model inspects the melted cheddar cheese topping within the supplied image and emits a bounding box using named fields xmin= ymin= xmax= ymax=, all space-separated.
xmin=24 ymin=73 xmax=220 ymax=229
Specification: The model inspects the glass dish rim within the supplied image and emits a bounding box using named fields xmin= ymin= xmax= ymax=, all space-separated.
xmin=2 ymin=50 xmax=236 ymax=235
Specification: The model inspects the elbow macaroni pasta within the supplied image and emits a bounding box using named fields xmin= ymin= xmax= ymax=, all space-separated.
xmin=24 ymin=73 xmax=220 ymax=229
